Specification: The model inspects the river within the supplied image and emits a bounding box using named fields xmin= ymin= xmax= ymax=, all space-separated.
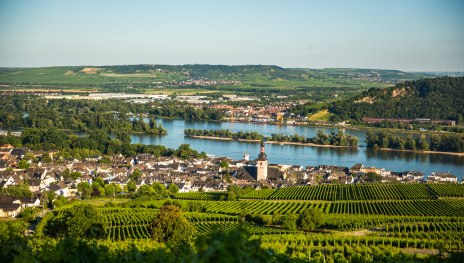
xmin=130 ymin=119 xmax=464 ymax=179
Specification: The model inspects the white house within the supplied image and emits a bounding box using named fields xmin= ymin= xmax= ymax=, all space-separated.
xmin=427 ymin=172 xmax=458 ymax=183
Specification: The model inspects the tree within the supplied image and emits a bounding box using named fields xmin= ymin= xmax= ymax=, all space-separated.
xmin=366 ymin=172 xmax=382 ymax=182
xmin=113 ymin=184 xmax=122 ymax=194
xmin=135 ymin=184 xmax=156 ymax=197
xmin=104 ymin=184 xmax=115 ymax=198
xmin=45 ymin=190 xmax=57 ymax=207
xmin=18 ymin=207 xmax=37 ymax=223
xmin=282 ymin=213 xmax=297 ymax=230
xmin=77 ymin=182 xmax=92 ymax=199
xmin=127 ymin=180 xmax=137 ymax=193
xmin=219 ymin=160 xmax=229 ymax=170
xmin=152 ymin=182 xmax=166 ymax=196
xmin=168 ymin=183 xmax=179 ymax=194
xmin=226 ymin=184 xmax=241 ymax=201
xmin=17 ymin=160 xmax=30 ymax=169
xmin=149 ymin=204 xmax=195 ymax=246
xmin=46 ymin=204 xmax=106 ymax=239
xmin=69 ymin=171 xmax=82 ymax=180
xmin=129 ymin=168 xmax=143 ymax=180
xmin=297 ymin=208 xmax=325 ymax=230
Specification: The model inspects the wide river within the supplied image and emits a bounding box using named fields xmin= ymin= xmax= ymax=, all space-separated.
xmin=130 ymin=119 xmax=463 ymax=180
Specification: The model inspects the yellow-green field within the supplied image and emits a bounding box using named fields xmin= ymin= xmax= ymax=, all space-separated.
xmin=308 ymin=110 xmax=334 ymax=121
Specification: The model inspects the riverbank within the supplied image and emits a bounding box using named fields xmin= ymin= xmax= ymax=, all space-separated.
xmin=378 ymin=147 xmax=464 ymax=157
xmin=187 ymin=135 xmax=352 ymax=148
xmin=224 ymin=118 xmax=463 ymax=136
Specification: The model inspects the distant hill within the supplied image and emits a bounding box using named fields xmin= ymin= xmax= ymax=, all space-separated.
xmin=0 ymin=65 xmax=431 ymax=100
xmin=329 ymin=77 xmax=464 ymax=123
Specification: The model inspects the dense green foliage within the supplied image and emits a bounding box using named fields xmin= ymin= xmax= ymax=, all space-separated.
xmin=0 ymin=127 xmax=205 ymax=159
xmin=149 ymin=204 xmax=196 ymax=247
xmin=365 ymin=131 xmax=464 ymax=152
xmin=185 ymin=129 xmax=359 ymax=147
xmin=297 ymin=208 xmax=326 ymax=230
xmin=0 ymin=94 xmax=166 ymax=134
xmin=0 ymin=182 xmax=33 ymax=198
xmin=329 ymin=77 xmax=464 ymax=123
xmin=43 ymin=204 xmax=107 ymax=238
xmin=184 ymin=128 xmax=263 ymax=140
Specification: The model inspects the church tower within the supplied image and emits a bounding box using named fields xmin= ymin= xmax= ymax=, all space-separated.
xmin=256 ymin=141 xmax=268 ymax=181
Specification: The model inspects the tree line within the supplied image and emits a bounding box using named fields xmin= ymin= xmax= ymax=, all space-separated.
xmin=0 ymin=128 xmax=206 ymax=159
xmin=184 ymin=129 xmax=359 ymax=147
xmin=184 ymin=128 xmax=263 ymax=141
xmin=0 ymin=94 xmax=226 ymax=134
xmin=0 ymin=94 xmax=167 ymax=134
xmin=366 ymin=131 xmax=464 ymax=152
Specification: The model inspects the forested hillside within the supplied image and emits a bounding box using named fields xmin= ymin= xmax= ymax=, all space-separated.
xmin=329 ymin=77 xmax=464 ymax=123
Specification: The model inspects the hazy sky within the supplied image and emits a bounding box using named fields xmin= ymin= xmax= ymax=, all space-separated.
xmin=0 ymin=0 xmax=463 ymax=70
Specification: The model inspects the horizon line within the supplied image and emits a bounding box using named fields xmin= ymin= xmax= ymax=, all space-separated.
xmin=1 ymin=64 xmax=463 ymax=73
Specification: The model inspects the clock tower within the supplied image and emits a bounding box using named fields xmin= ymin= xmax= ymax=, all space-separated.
xmin=256 ymin=141 xmax=268 ymax=181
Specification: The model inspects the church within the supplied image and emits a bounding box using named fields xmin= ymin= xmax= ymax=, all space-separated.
xmin=234 ymin=141 xmax=283 ymax=184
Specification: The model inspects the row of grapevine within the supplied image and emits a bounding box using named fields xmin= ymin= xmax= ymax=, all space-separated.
xmin=328 ymin=199 xmax=464 ymax=216
xmin=264 ymin=184 xmax=435 ymax=201
xmin=240 ymin=189 xmax=275 ymax=199
xmin=175 ymin=199 xmax=464 ymax=217
xmin=426 ymin=183 xmax=464 ymax=197
xmin=259 ymin=233 xmax=464 ymax=252
xmin=323 ymin=213 xmax=464 ymax=230
xmin=184 ymin=212 xmax=239 ymax=222
xmin=194 ymin=221 xmax=297 ymax=236
xmin=101 ymin=208 xmax=156 ymax=227
xmin=131 ymin=199 xmax=464 ymax=217
xmin=107 ymin=225 xmax=151 ymax=240
xmin=173 ymin=192 xmax=225 ymax=200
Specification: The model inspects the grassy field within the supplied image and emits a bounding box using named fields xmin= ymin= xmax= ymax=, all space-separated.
xmin=308 ymin=110 xmax=334 ymax=121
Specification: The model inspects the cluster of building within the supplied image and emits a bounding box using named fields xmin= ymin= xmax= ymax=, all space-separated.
xmin=0 ymin=143 xmax=459 ymax=217
xmin=212 ymin=102 xmax=307 ymax=125
xmin=176 ymin=79 xmax=241 ymax=86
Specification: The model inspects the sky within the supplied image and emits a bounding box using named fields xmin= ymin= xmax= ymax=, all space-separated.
xmin=0 ymin=0 xmax=463 ymax=71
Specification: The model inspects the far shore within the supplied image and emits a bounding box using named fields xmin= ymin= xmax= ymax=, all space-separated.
xmin=187 ymin=135 xmax=353 ymax=148
xmin=378 ymin=147 xmax=464 ymax=157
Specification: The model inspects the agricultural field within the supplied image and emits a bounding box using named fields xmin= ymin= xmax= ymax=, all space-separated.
xmin=65 ymin=183 xmax=464 ymax=260
xmin=26 ymin=182 xmax=464 ymax=261
xmin=0 ymin=65 xmax=429 ymax=98
xmin=233 ymin=183 xmax=454 ymax=201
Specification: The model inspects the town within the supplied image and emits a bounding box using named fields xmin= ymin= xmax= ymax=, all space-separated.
xmin=0 ymin=142 xmax=458 ymax=218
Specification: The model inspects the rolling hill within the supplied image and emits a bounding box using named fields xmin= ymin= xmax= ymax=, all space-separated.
xmin=0 ymin=65 xmax=429 ymax=99
xmin=328 ymin=76 xmax=464 ymax=123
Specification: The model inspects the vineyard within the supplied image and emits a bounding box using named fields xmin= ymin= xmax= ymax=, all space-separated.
xmin=260 ymin=233 xmax=464 ymax=254
xmin=427 ymin=183 xmax=464 ymax=197
xmin=147 ymin=199 xmax=464 ymax=217
xmin=173 ymin=184 xmax=464 ymax=201
xmin=100 ymin=208 xmax=291 ymax=240
xmin=98 ymin=206 xmax=464 ymax=254
xmin=172 ymin=192 xmax=225 ymax=200
xmin=86 ymin=182 xmax=464 ymax=260
xmin=239 ymin=183 xmax=440 ymax=201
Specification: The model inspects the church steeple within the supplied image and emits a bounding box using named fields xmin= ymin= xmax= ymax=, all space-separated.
xmin=256 ymin=141 xmax=268 ymax=181
xmin=258 ymin=141 xmax=267 ymax=160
